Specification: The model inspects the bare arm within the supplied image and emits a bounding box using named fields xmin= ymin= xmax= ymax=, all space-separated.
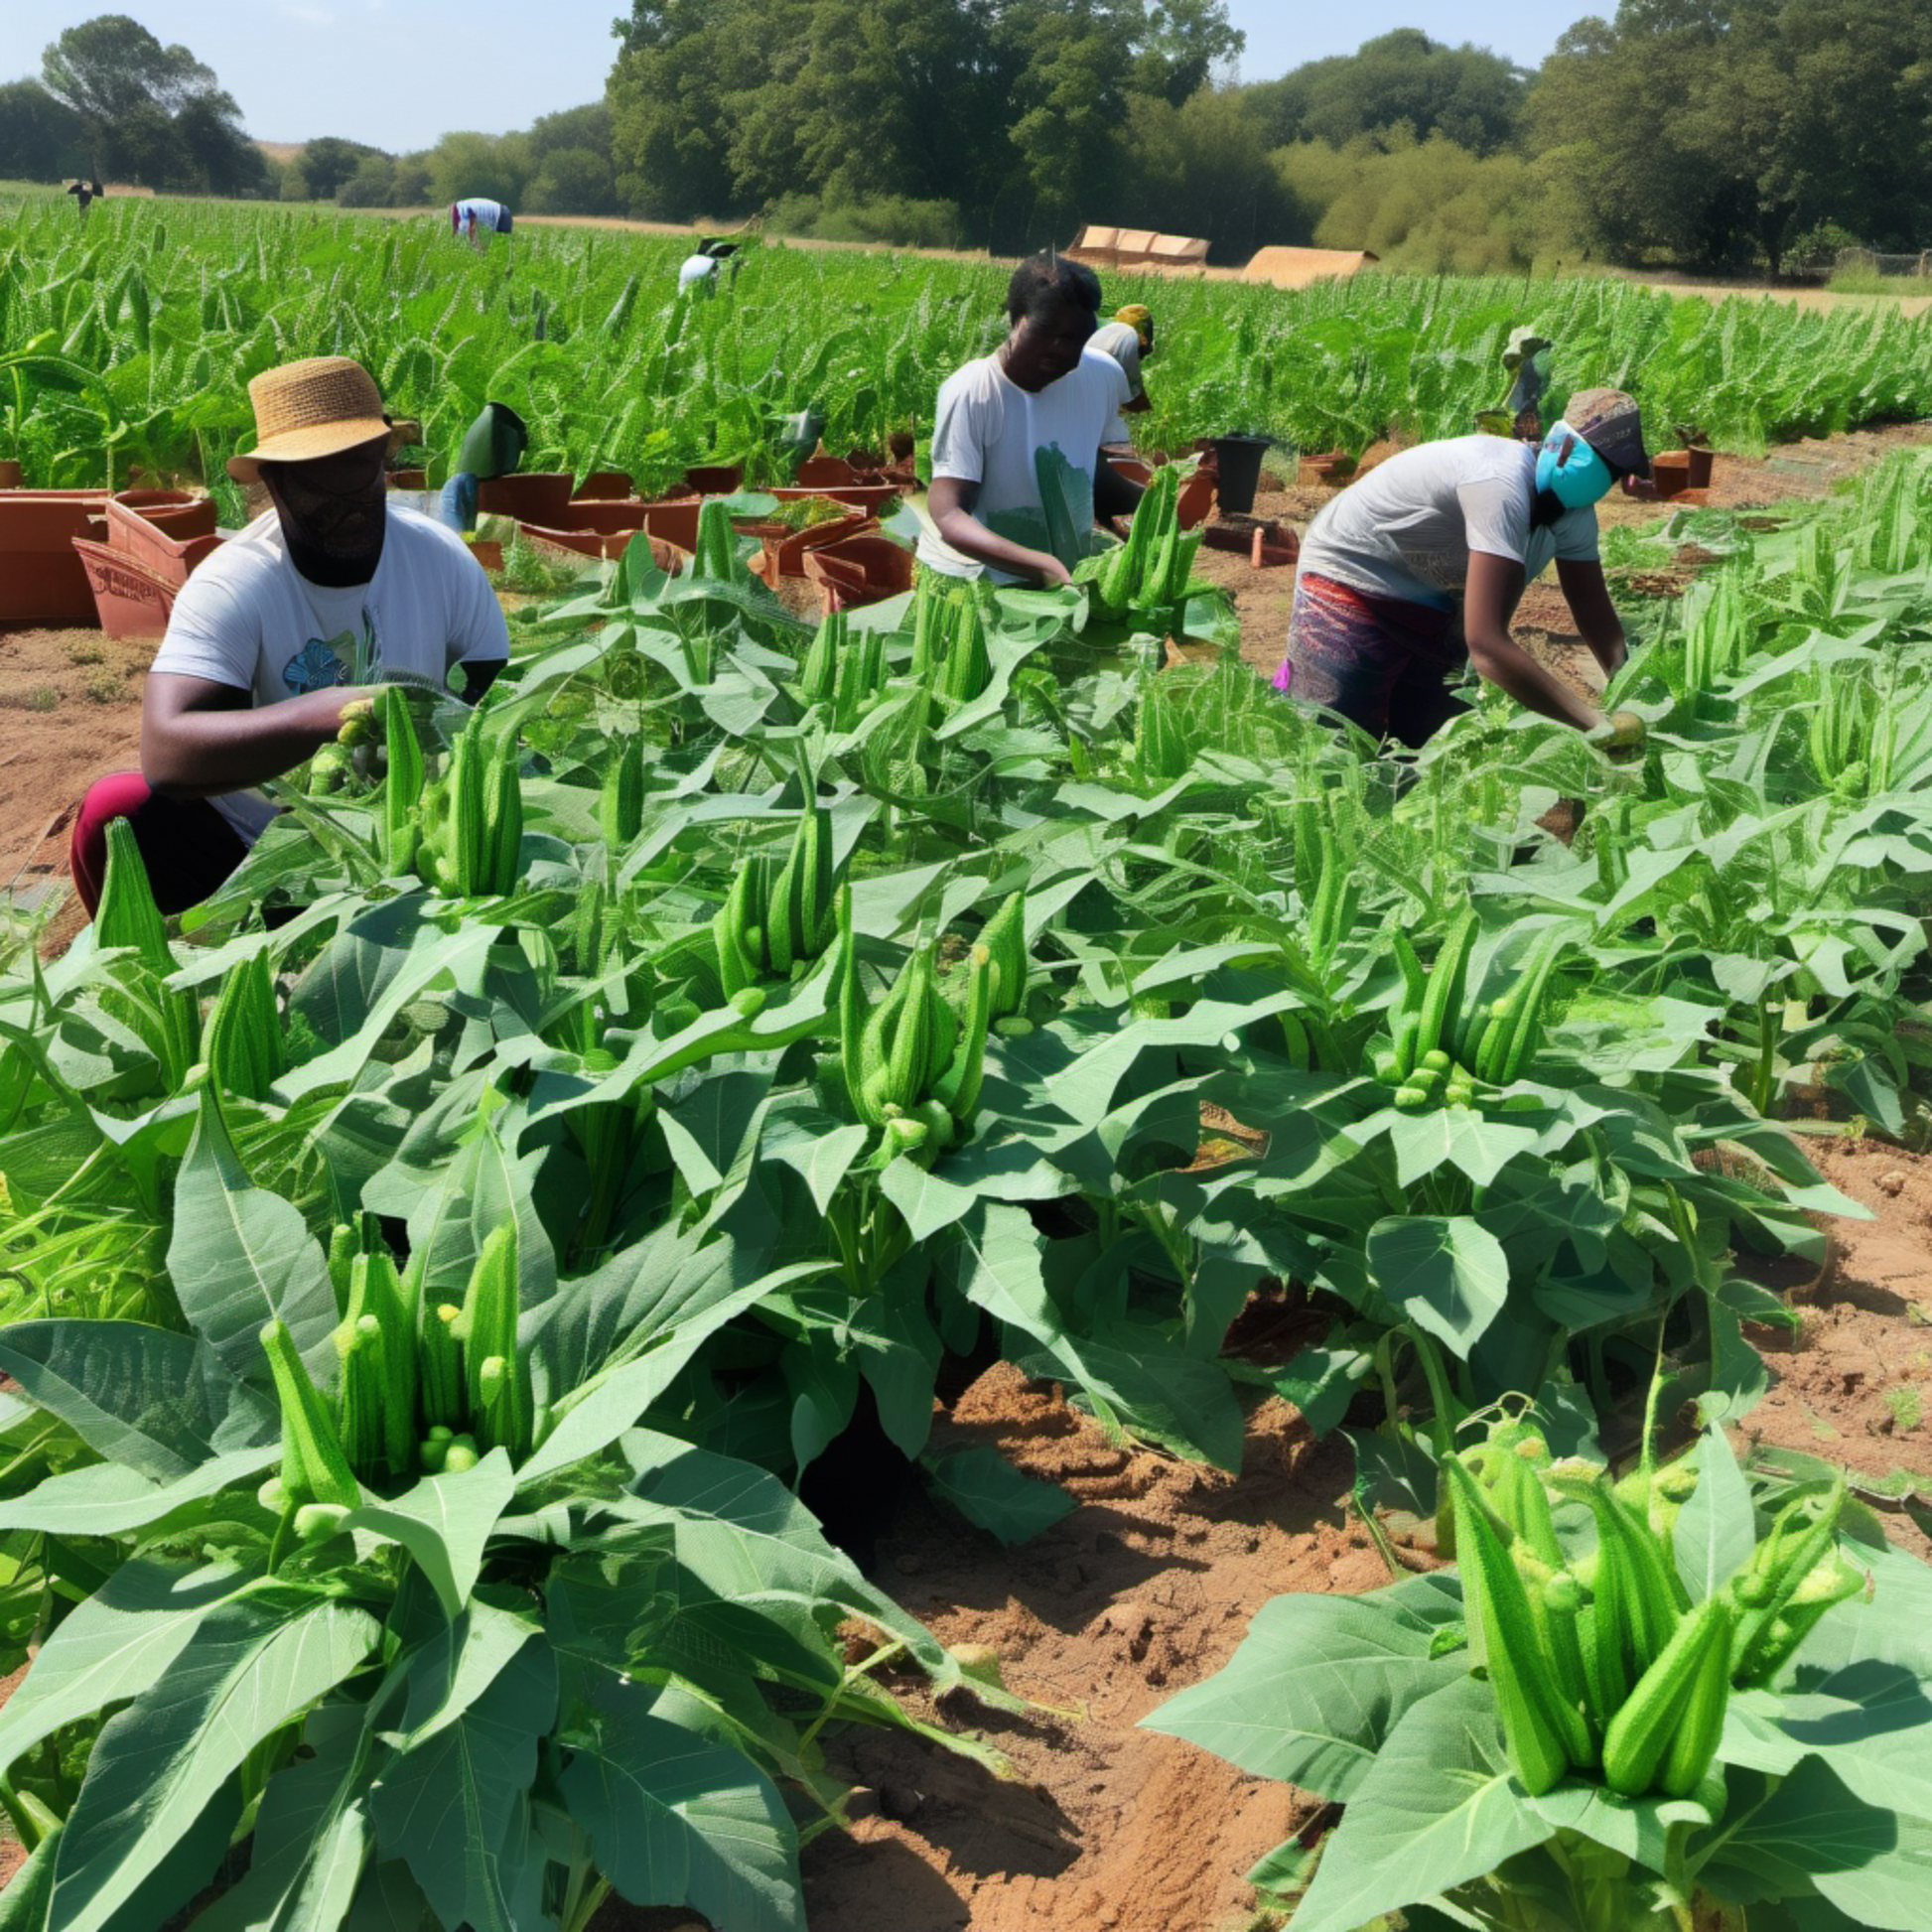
xmin=142 ymin=674 xmax=381 ymax=797
xmin=1462 ymin=551 xmax=1604 ymax=734
xmin=1121 ymin=392 xmax=1152 ymax=415
xmin=1554 ymin=556 xmax=1628 ymax=681
xmin=927 ymin=475 xmax=1069 ymax=587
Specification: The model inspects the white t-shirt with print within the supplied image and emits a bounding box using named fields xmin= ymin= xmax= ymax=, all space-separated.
xmin=916 ymin=351 xmax=1130 ymax=583
xmin=679 ymin=254 xmax=719 ymax=290
xmin=151 ymin=503 xmax=510 ymax=842
xmin=1084 ymin=321 xmax=1144 ymax=445
xmin=1298 ymin=436 xmax=1600 ymax=612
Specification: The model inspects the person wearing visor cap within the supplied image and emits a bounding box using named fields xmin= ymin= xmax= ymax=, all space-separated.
xmin=1275 ymin=387 xmax=1650 ymax=752
xmin=67 ymin=355 xmax=510 ymax=919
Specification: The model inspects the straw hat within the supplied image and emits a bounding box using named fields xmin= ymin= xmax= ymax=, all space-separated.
xmin=226 ymin=356 xmax=390 ymax=483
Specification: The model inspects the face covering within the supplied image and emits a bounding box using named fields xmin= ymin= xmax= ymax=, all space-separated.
xmin=1534 ymin=422 xmax=1615 ymax=509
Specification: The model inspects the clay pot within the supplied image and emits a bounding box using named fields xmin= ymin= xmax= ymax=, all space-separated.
xmin=802 ymin=535 xmax=915 ymax=614
xmin=519 ymin=522 xmax=688 ymax=571
xmin=72 ymin=536 xmax=178 ymax=638
xmin=682 ymin=464 xmax=743 ymax=496
xmin=1175 ymin=469 xmax=1216 ymax=531
xmin=793 ymin=455 xmax=861 ymax=490
xmin=639 ymin=495 xmax=705 ymax=553
xmin=1107 ymin=456 xmax=1154 ymax=487
xmin=102 ymin=495 xmax=220 ymax=581
xmin=1684 ymin=446 xmax=1716 ymax=489
xmin=477 ymin=473 xmax=573 ymax=525
xmin=0 ymin=489 xmax=112 ymax=622
xmin=752 ymin=512 xmax=878 ymax=586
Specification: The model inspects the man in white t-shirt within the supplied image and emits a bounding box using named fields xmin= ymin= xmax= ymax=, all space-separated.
xmin=1276 ymin=388 xmax=1651 ymax=750
xmin=69 ymin=356 xmax=509 ymax=916
xmin=678 ymin=238 xmax=739 ymax=294
xmin=917 ymin=254 xmax=1144 ymax=587
xmin=1084 ymin=304 xmax=1154 ymax=447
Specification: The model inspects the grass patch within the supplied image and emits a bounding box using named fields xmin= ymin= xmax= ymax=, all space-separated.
xmin=1886 ymin=1385 xmax=1924 ymax=1433
xmin=0 ymin=686 xmax=61 ymax=712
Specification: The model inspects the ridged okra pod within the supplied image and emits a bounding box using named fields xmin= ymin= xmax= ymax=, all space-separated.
xmin=204 ymin=949 xmax=284 ymax=1103
xmin=1600 ymin=1593 xmax=1735 ymax=1798
xmin=262 ymin=1318 xmax=359 ymax=1511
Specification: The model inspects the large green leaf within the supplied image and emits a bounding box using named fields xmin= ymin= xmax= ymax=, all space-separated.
xmin=345 ymin=1450 xmax=517 ymax=1620
xmin=1288 ymin=1674 xmax=1552 ymax=1932
xmin=167 ymin=1085 xmax=340 ymax=1386
xmin=919 ymin=1443 xmax=1075 ymax=1547
xmin=0 ymin=1447 xmax=275 ymax=1536
xmin=0 ymin=1321 xmax=251 ymax=1478
xmin=1674 ymin=1426 xmax=1756 ymax=1601
xmin=51 ymin=1596 xmax=379 ymax=1932
xmin=368 ymin=1625 xmax=556 ymax=1932
xmin=1366 ymin=1216 xmax=1510 ymax=1356
xmin=0 ymin=1559 xmax=248 ymax=1776
xmin=558 ymin=1671 xmax=801 ymax=1932
xmin=1143 ymin=1578 xmax=1464 ymax=1802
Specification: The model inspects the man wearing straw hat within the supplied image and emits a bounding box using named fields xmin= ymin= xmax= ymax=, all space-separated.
xmin=68 ymin=355 xmax=509 ymax=917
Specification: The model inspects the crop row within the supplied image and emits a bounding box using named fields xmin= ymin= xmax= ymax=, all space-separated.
xmin=0 ymin=463 xmax=1930 ymax=1928
xmin=7 ymin=193 xmax=1932 ymax=497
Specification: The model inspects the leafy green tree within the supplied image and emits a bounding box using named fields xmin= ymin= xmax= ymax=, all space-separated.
xmin=300 ymin=135 xmax=385 ymax=200
xmin=40 ymin=13 xmax=255 ymax=189
xmin=425 ymin=129 xmax=534 ymax=208
xmin=1245 ymin=29 xmax=1528 ymax=157
xmin=1528 ymin=0 xmax=1932 ymax=274
xmin=1118 ymin=85 xmax=1301 ymax=261
xmin=0 ymin=79 xmax=87 ymax=182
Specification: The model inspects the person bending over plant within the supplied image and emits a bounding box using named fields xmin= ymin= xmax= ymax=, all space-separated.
xmin=69 ymin=356 xmax=508 ymax=917
xmin=1276 ymin=388 xmax=1650 ymax=753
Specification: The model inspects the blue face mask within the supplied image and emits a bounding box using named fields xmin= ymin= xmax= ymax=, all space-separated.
xmin=1535 ymin=423 xmax=1615 ymax=509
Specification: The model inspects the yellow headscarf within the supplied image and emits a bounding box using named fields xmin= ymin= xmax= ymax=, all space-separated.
xmin=1115 ymin=304 xmax=1154 ymax=350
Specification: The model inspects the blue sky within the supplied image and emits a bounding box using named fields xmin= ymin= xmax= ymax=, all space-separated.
xmin=0 ymin=3 xmax=1578 ymax=148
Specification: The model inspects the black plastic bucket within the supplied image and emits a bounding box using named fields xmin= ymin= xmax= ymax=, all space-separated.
xmin=1211 ymin=433 xmax=1272 ymax=515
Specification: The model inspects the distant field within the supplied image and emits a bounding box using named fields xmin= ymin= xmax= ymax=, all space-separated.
xmin=4 ymin=191 xmax=1932 ymax=494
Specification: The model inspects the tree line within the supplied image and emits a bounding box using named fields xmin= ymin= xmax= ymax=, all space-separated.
xmin=6 ymin=4 xmax=1932 ymax=277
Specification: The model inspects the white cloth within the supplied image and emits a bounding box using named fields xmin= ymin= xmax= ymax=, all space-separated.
xmin=1085 ymin=321 xmax=1144 ymax=445
xmin=151 ymin=504 xmax=510 ymax=842
xmin=1298 ymin=436 xmax=1600 ymax=612
xmin=453 ymin=199 xmax=509 ymax=235
xmin=916 ymin=351 xmax=1129 ymax=582
xmin=679 ymin=253 xmax=719 ymax=290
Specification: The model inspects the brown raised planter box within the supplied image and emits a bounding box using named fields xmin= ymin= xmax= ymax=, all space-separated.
xmin=519 ymin=522 xmax=689 ymax=571
xmin=0 ymin=489 xmax=112 ymax=623
xmin=770 ymin=483 xmax=902 ymax=516
xmin=802 ymin=535 xmax=915 ymax=614
xmin=72 ymin=536 xmax=179 ymax=638
xmin=682 ymin=465 xmax=743 ymax=496
xmin=1203 ymin=514 xmax=1284 ymax=555
xmin=575 ymin=470 xmax=636 ymax=500
xmin=750 ymin=511 xmax=879 ymax=587
xmin=478 ymin=472 xmax=574 ymax=525
xmin=103 ymin=493 xmax=220 ymax=580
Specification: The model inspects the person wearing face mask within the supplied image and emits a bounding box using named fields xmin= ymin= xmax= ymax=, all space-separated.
xmin=68 ymin=356 xmax=510 ymax=917
xmin=1274 ymin=388 xmax=1650 ymax=752
xmin=917 ymin=253 xmax=1145 ymax=590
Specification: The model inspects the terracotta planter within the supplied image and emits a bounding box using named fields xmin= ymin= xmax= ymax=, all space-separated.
xmin=751 ymin=512 xmax=878 ymax=587
xmin=0 ymin=461 xmax=24 ymax=489
xmin=72 ymin=536 xmax=178 ymax=638
xmin=794 ymin=455 xmax=864 ymax=490
xmin=386 ymin=469 xmax=428 ymax=490
xmin=104 ymin=493 xmax=220 ymax=581
xmin=1684 ymin=446 xmax=1716 ymax=489
xmin=682 ymin=465 xmax=743 ymax=496
xmin=467 ymin=538 xmax=504 ymax=572
xmin=519 ymin=522 xmax=689 ymax=571
xmin=0 ymin=489 xmax=112 ymax=622
xmin=575 ymin=470 xmax=636 ymax=500
xmin=770 ymin=483 xmax=901 ymax=516
xmin=1176 ymin=469 xmax=1216 ymax=531
xmin=1107 ymin=456 xmax=1154 ymax=487
xmin=477 ymin=472 xmax=574 ymax=525
xmin=802 ymin=535 xmax=915 ymax=614
xmin=639 ymin=496 xmax=705 ymax=554
xmin=553 ymin=500 xmax=650 ymax=538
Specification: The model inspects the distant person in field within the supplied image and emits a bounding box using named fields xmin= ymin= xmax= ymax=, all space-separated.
xmin=677 ymin=237 xmax=739 ymax=293
xmin=1276 ymin=389 xmax=1651 ymax=750
xmin=1085 ymin=303 xmax=1155 ymax=447
xmin=66 ymin=179 xmax=103 ymax=218
xmin=451 ymin=198 xmax=513 ymax=254
xmin=918 ymin=253 xmax=1145 ymax=590
xmin=69 ymin=356 xmax=509 ymax=917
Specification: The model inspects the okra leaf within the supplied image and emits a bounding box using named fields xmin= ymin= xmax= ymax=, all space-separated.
xmin=51 ymin=1596 xmax=379 ymax=1932
xmin=0 ymin=1447 xmax=275 ymax=1538
xmin=345 ymin=1450 xmax=516 ymax=1622
xmin=1675 ymin=1426 xmax=1756 ymax=1601
xmin=1366 ymin=1216 xmax=1509 ymax=1356
xmin=1285 ymin=1673 xmax=1552 ymax=1932
xmin=1774 ymin=1658 xmax=1932 ymax=1825
xmin=0 ymin=1559 xmax=249 ymax=1778
xmin=1527 ymin=1780 xmax=1714 ymax=1871
xmin=1142 ymin=1586 xmax=1466 ymax=1803
xmin=0 ymin=1320 xmax=231 ymax=1479
xmin=878 ymin=1156 xmax=978 ymax=1243
xmin=368 ymin=1625 xmax=555 ymax=1932
xmin=557 ymin=1672 xmax=800 ymax=1932
xmin=168 ymin=1086 xmax=340 ymax=1388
